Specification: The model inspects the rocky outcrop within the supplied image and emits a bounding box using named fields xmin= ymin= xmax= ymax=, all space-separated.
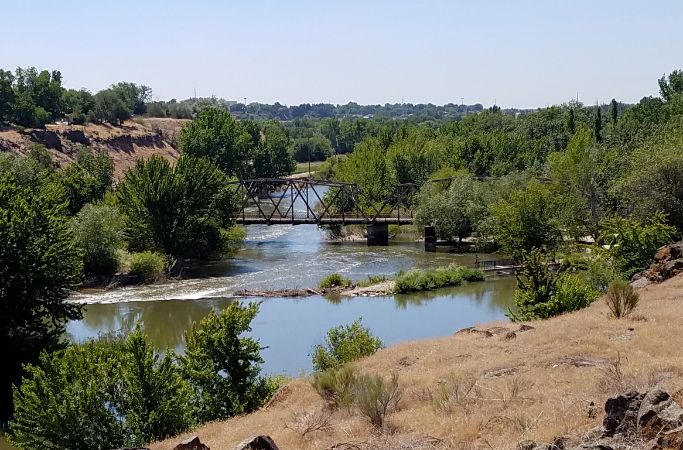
xmin=234 ymin=435 xmax=279 ymax=450
xmin=637 ymin=242 xmax=683 ymax=284
xmin=173 ymin=436 xmax=210 ymax=450
xmin=519 ymin=389 xmax=683 ymax=450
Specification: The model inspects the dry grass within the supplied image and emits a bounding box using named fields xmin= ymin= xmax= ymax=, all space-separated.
xmin=150 ymin=274 xmax=683 ymax=450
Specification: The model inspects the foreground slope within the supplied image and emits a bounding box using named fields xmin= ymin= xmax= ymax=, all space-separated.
xmin=152 ymin=275 xmax=683 ymax=449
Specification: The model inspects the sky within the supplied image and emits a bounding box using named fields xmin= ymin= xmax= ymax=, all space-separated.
xmin=2 ymin=0 xmax=682 ymax=108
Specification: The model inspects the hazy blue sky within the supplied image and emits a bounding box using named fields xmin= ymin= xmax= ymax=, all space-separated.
xmin=2 ymin=1 xmax=681 ymax=107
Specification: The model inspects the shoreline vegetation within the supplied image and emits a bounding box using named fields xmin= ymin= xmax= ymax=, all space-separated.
xmin=233 ymin=265 xmax=486 ymax=298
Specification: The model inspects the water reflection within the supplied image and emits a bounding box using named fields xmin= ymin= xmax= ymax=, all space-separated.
xmin=67 ymin=277 xmax=516 ymax=375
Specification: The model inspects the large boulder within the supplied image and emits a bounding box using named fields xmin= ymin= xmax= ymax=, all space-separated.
xmin=637 ymin=389 xmax=683 ymax=440
xmin=602 ymin=391 xmax=645 ymax=437
xmin=234 ymin=435 xmax=279 ymax=450
xmin=641 ymin=242 xmax=683 ymax=283
xmin=173 ymin=436 xmax=210 ymax=450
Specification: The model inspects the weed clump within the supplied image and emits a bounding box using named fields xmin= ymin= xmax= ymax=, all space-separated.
xmin=605 ymin=280 xmax=640 ymax=318
xmin=354 ymin=373 xmax=402 ymax=429
xmin=311 ymin=365 xmax=357 ymax=408
xmin=394 ymin=264 xmax=485 ymax=294
xmin=319 ymin=273 xmax=352 ymax=289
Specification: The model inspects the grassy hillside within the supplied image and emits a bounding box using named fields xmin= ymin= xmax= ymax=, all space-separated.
xmin=151 ymin=275 xmax=683 ymax=450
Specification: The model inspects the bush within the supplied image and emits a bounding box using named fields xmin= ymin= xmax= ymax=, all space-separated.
xmin=312 ymin=319 xmax=383 ymax=371
xmin=126 ymin=251 xmax=168 ymax=281
xmin=600 ymin=212 xmax=676 ymax=279
xmin=10 ymin=328 xmax=193 ymax=450
xmin=509 ymin=250 xmax=599 ymax=321
xmin=605 ymin=280 xmax=640 ymax=318
xmin=70 ymin=203 xmax=125 ymax=275
xmin=319 ymin=273 xmax=352 ymax=289
xmin=180 ymin=302 xmax=275 ymax=422
xmin=394 ymin=264 xmax=485 ymax=293
xmin=354 ymin=373 xmax=402 ymax=429
xmin=311 ymin=365 xmax=357 ymax=408
xmin=356 ymin=275 xmax=390 ymax=287
xmin=221 ymin=225 xmax=247 ymax=255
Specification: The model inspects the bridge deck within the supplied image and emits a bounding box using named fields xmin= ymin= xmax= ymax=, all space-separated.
xmin=235 ymin=217 xmax=414 ymax=225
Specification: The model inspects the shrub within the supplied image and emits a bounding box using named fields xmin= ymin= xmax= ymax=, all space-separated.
xmin=221 ymin=225 xmax=247 ymax=255
xmin=127 ymin=251 xmax=168 ymax=281
xmin=180 ymin=302 xmax=275 ymax=422
xmin=319 ymin=273 xmax=352 ymax=289
xmin=10 ymin=328 xmax=193 ymax=450
xmin=354 ymin=373 xmax=402 ymax=429
xmin=356 ymin=274 xmax=390 ymax=288
xmin=311 ymin=365 xmax=357 ymax=408
xmin=70 ymin=203 xmax=125 ymax=275
xmin=600 ymin=212 xmax=676 ymax=279
xmin=605 ymin=280 xmax=640 ymax=318
xmin=394 ymin=264 xmax=484 ymax=293
xmin=312 ymin=319 xmax=383 ymax=371
xmin=433 ymin=371 xmax=479 ymax=414
xmin=509 ymin=250 xmax=598 ymax=321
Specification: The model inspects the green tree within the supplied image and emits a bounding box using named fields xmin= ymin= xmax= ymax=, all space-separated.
xmin=70 ymin=203 xmax=125 ymax=275
xmin=110 ymin=82 xmax=152 ymax=115
xmin=91 ymin=89 xmax=132 ymax=124
xmin=0 ymin=174 xmax=83 ymax=419
xmin=0 ymin=69 xmax=15 ymax=123
xmin=10 ymin=329 xmax=193 ymax=449
xmin=179 ymin=106 xmax=253 ymax=177
xmin=600 ymin=212 xmax=676 ymax=278
xmin=290 ymin=135 xmax=333 ymax=162
xmin=610 ymin=98 xmax=619 ymax=125
xmin=594 ymin=106 xmax=602 ymax=142
xmin=658 ymin=70 xmax=683 ymax=102
xmin=181 ymin=302 xmax=273 ymax=422
xmin=116 ymin=155 xmax=238 ymax=259
xmin=249 ymin=121 xmax=296 ymax=178
xmin=490 ymin=181 xmax=563 ymax=258
xmin=567 ymin=107 xmax=576 ymax=134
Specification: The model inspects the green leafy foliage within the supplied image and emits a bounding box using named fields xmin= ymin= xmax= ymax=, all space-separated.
xmin=490 ymin=181 xmax=563 ymax=258
xmin=600 ymin=212 xmax=676 ymax=278
xmin=57 ymin=148 xmax=114 ymax=215
xmin=10 ymin=328 xmax=193 ymax=450
xmin=125 ymin=251 xmax=168 ymax=282
xmin=0 ymin=172 xmax=83 ymax=419
xmin=70 ymin=203 xmax=125 ymax=275
xmin=508 ymin=249 xmax=598 ymax=321
xmin=116 ymin=155 xmax=238 ymax=259
xmin=312 ymin=319 xmax=383 ymax=372
xmin=180 ymin=302 xmax=274 ymax=422
xmin=394 ymin=264 xmax=485 ymax=294
xmin=318 ymin=273 xmax=352 ymax=289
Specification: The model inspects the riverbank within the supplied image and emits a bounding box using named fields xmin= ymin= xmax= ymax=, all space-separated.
xmin=151 ymin=273 xmax=683 ymax=450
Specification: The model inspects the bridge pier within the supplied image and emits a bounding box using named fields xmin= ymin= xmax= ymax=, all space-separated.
xmin=424 ymin=226 xmax=437 ymax=252
xmin=367 ymin=223 xmax=389 ymax=246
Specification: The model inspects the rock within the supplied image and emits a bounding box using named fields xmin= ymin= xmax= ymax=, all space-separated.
xmin=173 ymin=436 xmax=210 ymax=450
xmin=517 ymin=440 xmax=537 ymax=450
xmin=504 ymin=331 xmax=517 ymax=340
xmin=658 ymin=425 xmax=683 ymax=449
xmin=641 ymin=242 xmax=683 ymax=282
xmin=519 ymin=324 xmax=535 ymax=332
xmin=234 ymin=435 xmax=279 ymax=450
xmin=637 ymin=389 xmax=683 ymax=439
xmin=602 ymin=391 xmax=644 ymax=437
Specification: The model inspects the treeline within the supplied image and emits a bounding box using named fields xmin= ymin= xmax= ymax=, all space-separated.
xmin=147 ymin=96 xmax=491 ymax=121
xmin=328 ymin=70 xmax=683 ymax=319
xmin=0 ymin=66 xmax=151 ymax=127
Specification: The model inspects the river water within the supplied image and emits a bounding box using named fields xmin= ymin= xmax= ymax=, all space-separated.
xmin=0 ymin=188 xmax=516 ymax=448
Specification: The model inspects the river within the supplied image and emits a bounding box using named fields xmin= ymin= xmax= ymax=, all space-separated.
xmin=0 ymin=188 xmax=517 ymax=449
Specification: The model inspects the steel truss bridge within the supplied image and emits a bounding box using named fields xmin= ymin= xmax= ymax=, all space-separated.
xmin=229 ymin=178 xmax=421 ymax=226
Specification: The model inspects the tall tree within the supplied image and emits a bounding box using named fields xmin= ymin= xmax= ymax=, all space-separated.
xmin=0 ymin=173 xmax=83 ymax=419
xmin=179 ymin=107 xmax=253 ymax=177
xmin=594 ymin=106 xmax=602 ymax=142
xmin=567 ymin=107 xmax=576 ymax=134
xmin=610 ymin=98 xmax=618 ymax=125
xmin=658 ymin=70 xmax=683 ymax=102
xmin=0 ymin=69 xmax=15 ymax=124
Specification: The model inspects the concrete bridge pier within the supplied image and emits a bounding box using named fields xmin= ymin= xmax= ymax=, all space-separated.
xmin=367 ymin=223 xmax=389 ymax=246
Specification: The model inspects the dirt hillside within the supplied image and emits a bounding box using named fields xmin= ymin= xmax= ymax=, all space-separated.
xmin=0 ymin=119 xmax=184 ymax=178
xmin=151 ymin=274 xmax=683 ymax=450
